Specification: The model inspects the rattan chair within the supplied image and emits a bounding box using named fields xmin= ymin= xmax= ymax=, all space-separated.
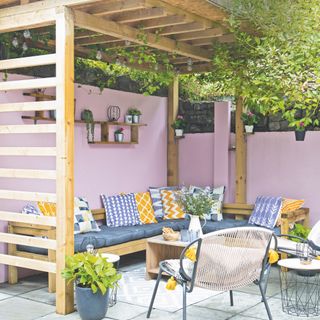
xmin=147 ymin=227 xmax=276 ymax=320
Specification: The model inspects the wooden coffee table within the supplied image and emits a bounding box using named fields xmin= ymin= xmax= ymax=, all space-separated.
xmin=146 ymin=235 xmax=188 ymax=280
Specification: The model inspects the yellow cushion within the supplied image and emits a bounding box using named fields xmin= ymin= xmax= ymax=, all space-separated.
xmin=135 ymin=192 xmax=157 ymax=224
xmin=37 ymin=202 xmax=56 ymax=216
xmin=161 ymin=190 xmax=185 ymax=220
xmin=281 ymin=198 xmax=304 ymax=213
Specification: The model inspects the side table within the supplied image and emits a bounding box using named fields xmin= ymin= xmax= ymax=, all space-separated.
xmin=278 ymin=258 xmax=320 ymax=317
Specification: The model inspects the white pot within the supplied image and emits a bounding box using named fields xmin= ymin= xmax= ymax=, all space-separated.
xmin=245 ymin=125 xmax=254 ymax=133
xmin=114 ymin=133 xmax=124 ymax=142
xmin=188 ymin=215 xmax=203 ymax=238
xmin=124 ymin=115 xmax=133 ymax=124
xmin=175 ymin=129 xmax=184 ymax=137
xmin=132 ymin=115 xmax=140 ymax=123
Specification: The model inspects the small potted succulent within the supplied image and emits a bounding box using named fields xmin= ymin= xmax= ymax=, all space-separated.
xmin=241 ymin=111 xmax=259 ymax=134
xmin=114 ymin=127 xmax=124 ymax=142
xmin=62 ymin=252 xmax=121 ymax=320
xmin=127 ymin=108 xmax=142 ymax=123
xmin=81 ymin=109 xmax=95 ymax=143
xmin=171 ymin=115 xmax=186 ymax=137
xmin=295 ymin=121 xmax=306 ymax=141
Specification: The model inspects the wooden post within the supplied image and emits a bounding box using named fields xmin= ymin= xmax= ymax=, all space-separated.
xmin=55 ymin=6 xmax=75 ymax=315
xmin=167 ymin=76 xmax=179 ymax=186
xmin=235 ymin=96 xmax=247 ymax=205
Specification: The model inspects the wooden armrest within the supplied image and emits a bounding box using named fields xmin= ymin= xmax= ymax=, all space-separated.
xmin=280 ymin=208 xmax=309 ymax=222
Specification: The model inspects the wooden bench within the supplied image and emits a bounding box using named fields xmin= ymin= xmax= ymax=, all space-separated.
xmin=7 ymin=203 xmax=309 ymax=293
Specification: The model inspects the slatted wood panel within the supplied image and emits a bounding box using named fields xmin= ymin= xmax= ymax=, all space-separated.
xmin=0 ymin=211 xmax=56 ymax=226
xmin=0 ymin=54 xmax=56 ymax=70
xmin=0 ymin=124 xmax=56 ymax=134
xmin=0 ymin=101 xmax=56 ymax=112
xmin=0 ymin=77 xmax=56 ymax=91
xmin=0 ymin=232 xmax=56 ymax=250
xmin=0 ymin=168 xmax=56 ymax=179
xmin=0 ymin=253 xmax=56 ymax=273
xmin=0 ymin=190 xmax=56 ymax=202
xmin=0 ymin=147 xmax=56 ymax=156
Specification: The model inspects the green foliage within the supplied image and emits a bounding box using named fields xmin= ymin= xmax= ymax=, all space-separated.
xmin=241 ymin=111 xmax=259 ymax=125
xmin=81 ymin=109 xmax=94 ymax=142
xmin=62 ymin=252 xmax=121 ymax=295
xmin=114 ymin=127 xmax=124 ymax=134
xmin=127 ymin=108 xmax=141 ymax=116
xmin=171 ymin=115 xmax=186 ymax=129
xmin=177 ymin=188 xmax=214 ymax=219
xmin=289 ymin=223 xmax=311 ymax=242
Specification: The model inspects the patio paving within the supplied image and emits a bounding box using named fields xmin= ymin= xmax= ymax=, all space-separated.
xmin=0 ymin=254 xmax=317 ymax=320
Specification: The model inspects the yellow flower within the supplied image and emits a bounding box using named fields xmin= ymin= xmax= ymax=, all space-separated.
xmin=268 ymin=249 xmax=279 ymax=264
xmin=185 ymin=246 xmax=197 ymax=262
xmin=316 ymin=256 xmax=320 ymax=260
xmin=166 ymin=276 xmax=177 ymax=290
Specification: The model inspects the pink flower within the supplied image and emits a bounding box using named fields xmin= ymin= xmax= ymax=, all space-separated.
xmin=247 ymin=111 xmax=253 ymax=117
xmin=177 ymin=115 xmax=184 ymax=120
xmin=299 ymin=122 xmax=305 ymax=127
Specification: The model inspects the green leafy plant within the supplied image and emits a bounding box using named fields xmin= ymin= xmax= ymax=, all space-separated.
xmin=177 ymin=188 xmax=214 ymax=219
xmin=171 ymin=115 xmax=187 ymax=130
xmin=62 ymin=252 xmax=121 ymax=295
xmin=289 ymin=223 xmax=311 ymax=242
xmin=294 ymin=121 xmax=306 ymax=132
xmin=241 ymin=111 xmax=259 ymax=126
xmin=127 ymin=108 xmax=141 ymax=116
xmin=114 ymin=127 xmax=124 ymax=134
xmin=81 ymin=109 xmax=94 ymax=143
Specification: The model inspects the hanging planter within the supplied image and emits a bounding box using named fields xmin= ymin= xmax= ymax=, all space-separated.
xmin=171 ymin=115 xmax=186 ymax=137
xmin=175 ymin=129 xmax=184 ymax=137
xmin=295 ymin=130 xmax=306 ymax=141
xmin=244 ymin=125 xmax=254 ymax=134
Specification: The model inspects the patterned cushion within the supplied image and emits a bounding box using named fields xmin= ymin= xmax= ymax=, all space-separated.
xmin=249 ymin=196 xmax=282 ymax=229
xmin=161 ymin=190 xmax=185 ymax=220
xmin=149 ymin=186 xmax=177 ymax=219
xmin=101 ymin=193 xmax=142 ymax=227
xmin=74 ymin=197 xmax=100 ymax=234
xmin=37 ymin=202 xmax=56 ymax=216
xmin=135 ymin=192 xmax=157 ymax=224
xmin=22 ymin=204 xmax=41 ymax=215
xmin=190 ymin=186 xmax=225 ymax=221
xmin=281 ymin=198 xmax=304 ymax=213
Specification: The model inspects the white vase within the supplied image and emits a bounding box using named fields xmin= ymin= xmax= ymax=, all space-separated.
xmin=132 ymin=115 xmax=140 ymax=123
xmin=245 ymin=125 xmax=254 ymax=133
xmin=188 ymin=215 xmax=203 ymax=238
xmin=175 ymin=129 xmax=184 ymax=137
xmin=125 ymin=115 xmax=132 ymax=123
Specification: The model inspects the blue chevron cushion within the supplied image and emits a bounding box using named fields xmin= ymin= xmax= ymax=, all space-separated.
xmin=101 ymin=193 xmax=142 ymax=227
xmin=249 ymin=196 xmax=282 ymax=229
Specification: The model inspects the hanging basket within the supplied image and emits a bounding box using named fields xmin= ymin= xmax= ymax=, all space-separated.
xmin=295 ymin=130 xmax=306 ymax=141
xmin=245 ymin=125 xmax=254 ymax=134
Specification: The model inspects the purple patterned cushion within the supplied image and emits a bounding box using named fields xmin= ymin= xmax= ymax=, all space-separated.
xmin=101 ymin=193 xmax=142 ymax=227
xmin=249 ymin=196 xmax=282 ymax=229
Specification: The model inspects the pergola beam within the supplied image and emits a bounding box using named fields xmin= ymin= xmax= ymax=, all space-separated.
xmin=73 ymin=9 xmax=212 ymax=61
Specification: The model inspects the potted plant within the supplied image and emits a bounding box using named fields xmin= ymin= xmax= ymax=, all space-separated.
xmin=177 ymin=188 xmax=214 ymax=237
xmin=81 ymin=109 xmax=95 ymax=143
xmin=295 ymin=121 xmax=306 ymax=141
xmin=62 ymin=252 xmax=121 ymax=320
xmin=127 ymin=108 xmax=142 ymax=124
xmin=171 ymin=115 xmax=186 ymax=137
xmin=241 ymin=111 xmax=259 ymax=133
xmin=114 ymin=127 xmax=124 ymax=142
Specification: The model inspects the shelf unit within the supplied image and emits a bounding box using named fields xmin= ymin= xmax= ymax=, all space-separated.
xmin=21 ymin=116 xmax=147 ymax=145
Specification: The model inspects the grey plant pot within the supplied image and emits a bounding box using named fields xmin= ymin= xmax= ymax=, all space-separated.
xmin=132 ymin=115 xmax=140 ymax=123
xmin=76 ymin=286 xmax=110 ymax=320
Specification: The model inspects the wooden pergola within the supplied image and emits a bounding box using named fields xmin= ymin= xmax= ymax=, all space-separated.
xmin=0 ymin=0 xmax=246 ymax=314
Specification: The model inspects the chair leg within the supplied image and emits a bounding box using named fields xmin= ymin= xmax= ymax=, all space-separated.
xmin=229 ymin=290 xmax=234 ymax=306
xmin=182 ymin=281 xmax=187 ymax=320
xmin=258 ymin=282 xmax=272 ymax=320
xmin=260 ymin=265 xmax=271 ymax=302
xmin=147 ymin=270 xmax=162 ymax=318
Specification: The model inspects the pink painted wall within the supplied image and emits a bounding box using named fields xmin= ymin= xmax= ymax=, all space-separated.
xmin=0 ymin=73 xmax=167 ymax=282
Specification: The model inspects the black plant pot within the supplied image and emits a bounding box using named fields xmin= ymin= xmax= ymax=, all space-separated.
xmin=295 ymin=130 xmax=306 ymax=141
xmin=76 ymin=286 xmax=109 ymax=320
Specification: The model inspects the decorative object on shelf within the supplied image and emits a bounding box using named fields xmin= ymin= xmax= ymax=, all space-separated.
xmin=81 ymin=109 xmax=95 ymax=143
xmin=114 ymin=127 xmax=124 ymax=142
xmin=171 ymin=115 xmax=186 ymax=137
xmin=124 ymin=114 xmax=133 ymax=124
xmin=162 ymin=227 xmax=179 ymax=241
xmin=241 ymin=110 xmax=259 ymax=134
xmin=107 ymin=105 xmax=120 ymax=122
xmin=127 ymin=108 xmax=142 ymax=123
xmin=295 ymin=121 xmax=306 ymax=141
xmin=62 ymin=250 xmax=121 ymax=320
xmin=177 ymin=187 xmax=214 ymax=238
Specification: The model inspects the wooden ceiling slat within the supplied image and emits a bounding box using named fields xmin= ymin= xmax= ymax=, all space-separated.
xmin=175 ymin=27 xmax=225 ymax=41
xmin=189 ymin=34 xmax=234 ymax=46
xmin=76 ymin=35 xmax=121 ymax=46
xmin=86 ymin=0 xmax=146 ymax=16
xmin=153 ymin=22 xmax=205 ymax=36
xmin=131 ymin=14 xmax=186 ymax=29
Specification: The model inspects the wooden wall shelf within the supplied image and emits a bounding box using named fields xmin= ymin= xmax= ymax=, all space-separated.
xmin=21 ymin=116 xmax=147 ymax=145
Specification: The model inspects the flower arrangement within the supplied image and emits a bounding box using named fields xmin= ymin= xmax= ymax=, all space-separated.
xmin=177 ymin=187 xmax=214 ymax=219
xmin=295 ymin=121 xmax=306 ymax=132
xmin=127 ymin=107 xmax=142 ymax=116
xmin=114 ymin=127 xmax=124 ymax=135
xmin=171 ymin=115 xmax=187 ymax=129
xmin=241 ymin=111 xmax=259 ymax=126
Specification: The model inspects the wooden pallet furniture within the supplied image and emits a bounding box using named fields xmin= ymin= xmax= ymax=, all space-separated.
xmin=7 ymin=203 xmax=309 ymax=293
